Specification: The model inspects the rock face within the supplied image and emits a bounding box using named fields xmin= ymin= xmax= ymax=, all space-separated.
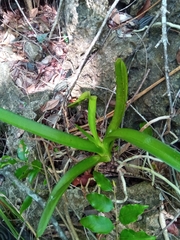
xmin=0 ymin=58 xmax=50 ymax=153
xmin=63 ymin=0 xmax=180 ymax=142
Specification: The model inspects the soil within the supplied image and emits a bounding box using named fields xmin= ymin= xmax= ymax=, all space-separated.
xmin=0 ymin=0 xmax=180 ymax=239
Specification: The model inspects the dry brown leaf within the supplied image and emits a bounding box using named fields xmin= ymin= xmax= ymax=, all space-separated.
xmin=41 ymin=99 xmax=59 ymax=112
xmin=29 ymin=8 xmax=39 ymax=19
xmin=26 ymin=84 xmax=36 ymax=94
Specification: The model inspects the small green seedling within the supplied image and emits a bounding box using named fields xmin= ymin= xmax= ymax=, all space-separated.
xmin=80 ymin=171 xmax=155 ymax=239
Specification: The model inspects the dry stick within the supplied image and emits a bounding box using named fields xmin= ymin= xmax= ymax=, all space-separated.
xmin=14 ymin=0 xmax=37 ymax=36
xmin=158 ymin=210 xmax=180 ymax=237
xmin=69 ymin=65 xmax=180 ymax=133
xmin=67 ymin=0 xmax=121 ymax=92
xmin=160 ymin=0 xmax=173 ymax=116
xmin=126 ymin=69 xmax=150 ymax=108
xmin=48 ymin=0 xmax=64 ymax=40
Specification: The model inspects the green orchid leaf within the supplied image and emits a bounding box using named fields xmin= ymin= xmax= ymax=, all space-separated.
xmin=17 ymin=140 xmax=29 ymax=161
xmin=88 ymin=95 xmax=101 ymax=145
xmin=80 ymin=215 xmax=114 ymax=234
xmin=120 ymin=229 xmax=156 ymax=240
xmin=76 ymin=124 xmax=95 ymax=143
xmin=106 ymin=128 xmax=180 ymax=172
xmin=119 ymin=204 xmax=148 ymax=225
xmin=87 ymin=193 xmax=113 ymax=212
xmin=0 ymin=108 xmax=103 ymax=154
xmin=139 ymin=122 xmax=153 ymax=136
xmin=68 ymin=91 xmax=91 ymax=107
xmin=93 ymin=171 xmax=113 ymax=191
xmin=20 ymin=196 xmax=33 ymax=214
xmin=106 ymin=58 xmax=128 ymax=136
xmin=37 ymin=155 xmax=105 ymax=237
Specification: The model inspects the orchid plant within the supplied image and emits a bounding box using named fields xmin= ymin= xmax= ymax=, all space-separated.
xmin=0 ymin=59 xmax=180 ymax=237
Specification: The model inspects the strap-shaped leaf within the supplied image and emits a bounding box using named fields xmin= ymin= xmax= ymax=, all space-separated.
xmin=106 ymin=128 xmax=180 ymax=171
xmin=0 ymin=108 xmax=102 ymax=154
xmin=88 ymin=96 xmax=101 ymax=145
xmin=106 ymin=58 xmax=128 ymax=136
xmin=76 ymin=124 xmax=95 ymax=143
xmin=68 ymin=91 xmax=90 ymax=107
xmin=37 ymin=155 xmax=105 ymax=237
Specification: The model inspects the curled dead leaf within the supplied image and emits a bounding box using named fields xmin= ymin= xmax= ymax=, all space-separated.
xmin=41 ymin=99 xmax=59 ymax=112
xmin=166 ymin=219 xmax=179 ymax=237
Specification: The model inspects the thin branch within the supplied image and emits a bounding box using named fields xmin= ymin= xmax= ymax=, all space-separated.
xmin=48 ymin=0 xmax=64 ymax=40
xmin=161 ymin=0 xmax=173 ymax=115
xmin=14 ymin=0 xmax=37 ymax=36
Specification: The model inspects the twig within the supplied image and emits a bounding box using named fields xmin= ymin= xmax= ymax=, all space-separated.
xmin=158 ymin=207 xmax=180 ymax=237
xmin=2 ymin=167 xmax=68 ymax=240
xmin=63 ymin=194 xmax=80 ymax=240
xmin=14 ymin=0 xmax=37 ymax=36
xmin=135 ymin=21 xmax=180 ymax=33
xmin=139 ymin=115 xmax=170 ymax=132
xmin=67 ymin=0 xmax=121 ymax=92
xmin=159 ymin=199 xmax=170 ymax=240
xmin=114 ymin=170 xmax=128 ymax=204
xmin=118 ymin=162 xmax=180 ymax=196
xmin=48 ymin=0 xmax=64 ymax=40
xmin=126 ymin=69 xmax=150 ymax=107
xmin=160 ymin=0 xmax=173 ymax=115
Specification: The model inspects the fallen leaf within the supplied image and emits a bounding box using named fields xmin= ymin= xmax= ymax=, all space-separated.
xmin=72 ymin=171 xmax=95 ymax=187
xmin=41 ymin=99 xmax=59 ymax=112
xmin=29 ymin=8 xmax=38 ymax=19
xmin=166 ymin=220 xmax=179 ymax=237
